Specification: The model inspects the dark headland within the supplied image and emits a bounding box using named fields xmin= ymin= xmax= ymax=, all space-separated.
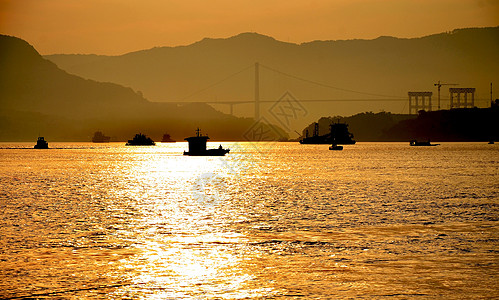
xmin=301 ymin=107 xmax=498 ymax=142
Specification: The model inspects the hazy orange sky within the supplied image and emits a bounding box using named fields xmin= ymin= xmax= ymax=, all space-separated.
xmin=1 ymin=0 xmax=498 ymax=55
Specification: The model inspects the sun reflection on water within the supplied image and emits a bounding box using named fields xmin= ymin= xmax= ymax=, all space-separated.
xmin=107 ymin=142 xmax=269 ymax=298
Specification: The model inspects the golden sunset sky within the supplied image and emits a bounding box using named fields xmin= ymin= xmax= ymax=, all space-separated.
xmin=1 ymin=0 xmax=498 ymax=55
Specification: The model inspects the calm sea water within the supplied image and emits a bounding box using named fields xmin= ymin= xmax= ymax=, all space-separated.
xmin=0 ymin=142 xmax=497 ymax=299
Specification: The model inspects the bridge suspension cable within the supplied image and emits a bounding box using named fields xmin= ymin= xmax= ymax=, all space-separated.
xmin=180 ymin=64 xmax=253 ymax=100
xmin=178 ymin=63 xmax=407 ymax=105
xmin=259 ymin=63 xmax=404 ymax=99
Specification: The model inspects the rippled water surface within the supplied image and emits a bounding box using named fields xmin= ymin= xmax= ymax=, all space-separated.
xmin=0 ymin=142 xmax=498 ymax=299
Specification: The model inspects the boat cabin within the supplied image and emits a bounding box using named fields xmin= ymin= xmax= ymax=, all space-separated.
xmin=184 ymin=128 xmax=229 ymax=156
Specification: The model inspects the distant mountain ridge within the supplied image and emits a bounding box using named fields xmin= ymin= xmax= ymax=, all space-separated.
xmin=45 ymin=27 xmax=499 ymax=122
xmin=0 ymin=34 xmax=284 ymax=141
xmin=0 ymin=35 xmax=149 ymax=120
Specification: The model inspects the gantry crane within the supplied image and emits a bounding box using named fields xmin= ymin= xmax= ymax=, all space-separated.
xmin=434 ymin=80 xmax=458 ymax=110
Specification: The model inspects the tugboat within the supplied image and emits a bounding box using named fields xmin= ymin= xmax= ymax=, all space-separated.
xmin=126 ymin=133 xmax=155 ymax=146
xmin=34 ymin=137 xmax=49 ymax=149
xmin=183 ymin=128 xmax=229 ymax=156
xmin=410 ymin=140 xmax=439 ymax=146
xmin=300 ymin=121 xmax=355 ymax=145
xmin=161 ymin=133 xmax=176 ymax=143
xmin=91 ymin=131 xmax=110 ymax=143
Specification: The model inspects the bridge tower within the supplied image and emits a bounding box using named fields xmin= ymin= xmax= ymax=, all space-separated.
xmin=254 ymin=62 xmax=260 ymax=120
xmin=408 ymin=91 xmax=433 ymax=114
xmin=449 ymin=88 xmax=475 ymax=109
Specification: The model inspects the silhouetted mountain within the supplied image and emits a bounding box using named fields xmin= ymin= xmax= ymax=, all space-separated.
xmin=0 ymin=35 xmax=286 ymax=141
xmin=45 ymin=27 xmax=499 ymax=124
xmin=0 ymin=35 xmax=149 ymax=120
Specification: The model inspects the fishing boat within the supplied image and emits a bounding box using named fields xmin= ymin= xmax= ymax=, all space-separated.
xmin=410 ymin=140 xmax=439 ymax=146
xmin=34 ymin=137 xmax=49 ymax=149
xmin=126 ymin=133 xmax=155 ymax=146
xmin=183 ymin=128 xmax=229 ymax=156
xmin=91 ymin=131 xmax=110 ymax=143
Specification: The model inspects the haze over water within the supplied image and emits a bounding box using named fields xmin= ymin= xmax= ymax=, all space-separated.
xmin=0 ymin=142 xmax=497 ymax=299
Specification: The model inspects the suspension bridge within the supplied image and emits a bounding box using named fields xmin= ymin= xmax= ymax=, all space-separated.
xmin=164 ymin=62 xmax=408 ymax=119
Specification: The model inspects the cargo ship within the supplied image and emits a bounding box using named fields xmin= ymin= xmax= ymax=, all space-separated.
xmin=300 ymin=121 xmax=356 ymax=145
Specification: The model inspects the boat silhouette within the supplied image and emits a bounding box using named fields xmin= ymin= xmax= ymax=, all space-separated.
xmin=91 ymin=131 xmax=110 ymax=143
xmin=126 ymin=133 xmax=155 ymax=146
xmin=161 ymin=133 xmax=176 ymax=143
xmin=34 ymin=137 xmax=48 ymax=149
xmin=183 ymin=128 xmax=229 ymax=156
xmin=300 ymin=121 xmax=355 ymax=145
xmin=329 ymin=138 xmax=343 ymax=150
xmin=329 ymin=144 xmax=343 ymax=150
xmin=410 ymin=140 xmax=439 ymax=146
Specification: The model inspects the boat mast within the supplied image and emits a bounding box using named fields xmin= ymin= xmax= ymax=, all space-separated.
xmin=491 ymin=82 xmax=493 ymax=107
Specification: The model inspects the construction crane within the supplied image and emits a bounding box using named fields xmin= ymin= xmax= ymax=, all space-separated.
xmin=434 ymin=80 xmax=458 ymax=110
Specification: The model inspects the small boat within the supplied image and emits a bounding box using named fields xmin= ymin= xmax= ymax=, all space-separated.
xmin=329 ymin=144 xmax=343 ymax=151
xmin=92 ymin=131 xmax=110 ymax=143
xmin=126 ymin=133 xmax=155 ymax=146
xmin=161 ymin=133 xmax=176 ymax=143
xmin=34 ymin=137 xmax=49 ymax=149
xmin=488 ymin=141 xmax=495 ymax=144
xmin=410 ymin=140 xmax=439 ymax=146
xmin=183 ymin=128 xmax=229 ymax=156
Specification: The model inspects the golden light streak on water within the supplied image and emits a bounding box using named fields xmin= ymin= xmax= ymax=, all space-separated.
xmin=92 ymin=142 xmax=274 ymax=298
